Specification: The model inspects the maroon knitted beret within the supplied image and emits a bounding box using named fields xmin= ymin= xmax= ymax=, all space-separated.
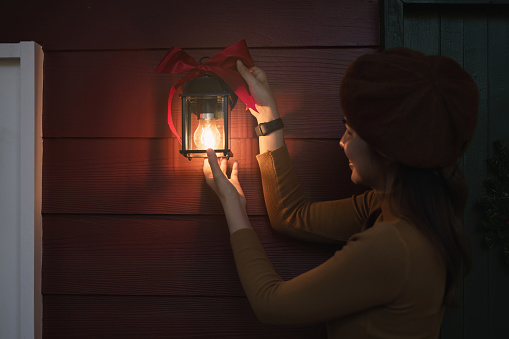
xmin=340 ymin=48 xmax=479 ymax=168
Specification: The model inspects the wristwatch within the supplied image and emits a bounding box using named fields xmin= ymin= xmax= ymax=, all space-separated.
xmin=255 ymin=118 xmax=284 ymax=136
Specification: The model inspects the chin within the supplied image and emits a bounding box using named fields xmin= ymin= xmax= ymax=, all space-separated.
xmin=350 ymin=173 xmax=362 ymax=185
xmin=351 ymin=172 xmax=370 ymax=187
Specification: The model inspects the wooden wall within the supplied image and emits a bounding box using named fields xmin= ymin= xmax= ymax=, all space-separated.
xmin=1 ymin=0 xmax=379 ymax=337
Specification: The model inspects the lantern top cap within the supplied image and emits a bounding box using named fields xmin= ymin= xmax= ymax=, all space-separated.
xmin=182 ymin=75 xmax=238 ymax=108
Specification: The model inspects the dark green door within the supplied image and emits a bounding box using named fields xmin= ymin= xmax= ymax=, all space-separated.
xmin=382 ymin=1 xmax=509 ymax=338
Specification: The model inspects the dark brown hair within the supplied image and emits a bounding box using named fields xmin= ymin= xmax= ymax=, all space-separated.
xmin=390 ymin=163 xmax=471 ymax=307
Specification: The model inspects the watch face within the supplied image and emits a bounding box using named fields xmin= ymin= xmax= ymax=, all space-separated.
xmin=255 ymin=125 xmax=265 ymax=137
xmin=260 ymin=123 xmax=271 ymax=135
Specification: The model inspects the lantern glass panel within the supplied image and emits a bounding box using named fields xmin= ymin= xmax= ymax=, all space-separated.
xmin=181 ymin=95 xmax=231 ymax=158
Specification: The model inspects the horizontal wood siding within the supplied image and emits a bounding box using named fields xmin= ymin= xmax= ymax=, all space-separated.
xmin=2 ymin=0 xmax=379 ymax=337
xmin=0 ymin=0 xmax=379 ymax=50
xmin=42 ymin=215 xmax=338 ymax=295
xmin=43 ymin=48 xmax=375 ymax=139
xmin=42 ymin=138 xmax=364 ymax=215
xmin=43 ymin=295 xmax=326 ymax=339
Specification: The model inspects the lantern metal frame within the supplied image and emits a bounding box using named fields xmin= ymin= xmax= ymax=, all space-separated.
xmin=179 ymin=74 xmax=237 ymax=160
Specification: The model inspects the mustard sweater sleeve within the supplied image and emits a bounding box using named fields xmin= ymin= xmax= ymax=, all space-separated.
xmin=230 ymin=225 xmax=409 ymax=326
xmin=256 ymin=145 xmax=377 ymax=243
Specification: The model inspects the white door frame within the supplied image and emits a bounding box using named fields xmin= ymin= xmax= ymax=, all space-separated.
xmin=0 ymin=41 xmax=43 ymax=339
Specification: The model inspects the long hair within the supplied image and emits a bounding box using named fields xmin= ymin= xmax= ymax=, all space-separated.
xmin=389 ymin=163 xmax=472 ymax=307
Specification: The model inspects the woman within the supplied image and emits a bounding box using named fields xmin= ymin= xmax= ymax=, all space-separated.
xmin=203 ymin=48 xmax=478 ymax=338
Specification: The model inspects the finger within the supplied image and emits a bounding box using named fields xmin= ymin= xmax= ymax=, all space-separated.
xmin=247 ymin=107 xmax=260 ymax=117
xmin=220 ymin=157 xmax=227 ymax=174
xmin=249 ymin=67 xmax=267 ymax=82
xmin=231 ymin=160 xmax=239 ymax=181
xmin=237 ymin=60 xmax=257 ymax=85
xmin=206 ymin=149 xmax=223 ymax=178
xmin=203 ymin=152 xmax=216 ymax=182
xmin=242 ymin=65 xmax=267 ymax=84
xmin=230 ymin=161 xmax=245 ymax=196
xmin=203 ymin=157 xmax=211 ymax=176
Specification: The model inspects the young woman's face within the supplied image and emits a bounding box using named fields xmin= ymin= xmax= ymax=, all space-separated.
xmin=340 ymin=123 xmax=385 ymax=190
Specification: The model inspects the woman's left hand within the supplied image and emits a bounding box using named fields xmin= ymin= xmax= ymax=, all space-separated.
xmin=203 ymin=148 xmax=246 ymax=208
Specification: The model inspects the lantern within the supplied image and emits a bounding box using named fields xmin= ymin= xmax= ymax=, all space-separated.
xmin=179 ymin=74 xmax=237 ymax=160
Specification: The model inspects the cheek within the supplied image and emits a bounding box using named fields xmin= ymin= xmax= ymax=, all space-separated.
xmin=348 ymin=146 xmax=381 ymax=186
xmin=345 ymin=141 xmax=359 ymax=161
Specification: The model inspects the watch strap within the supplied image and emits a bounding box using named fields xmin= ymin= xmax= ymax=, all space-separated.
xmin=255 ymin=118 xmax=284 ymax=136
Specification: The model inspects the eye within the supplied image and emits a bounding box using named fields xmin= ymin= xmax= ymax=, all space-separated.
xmin=342 ymin=119 xmax=352 ymax=135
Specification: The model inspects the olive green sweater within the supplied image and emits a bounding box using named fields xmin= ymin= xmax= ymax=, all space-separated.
xmin=230 ymin=145 xmax=446 ymax=338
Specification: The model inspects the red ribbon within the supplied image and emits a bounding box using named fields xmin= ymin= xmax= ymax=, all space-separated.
xmin=156 ymin=40 xmax=257 ymax=144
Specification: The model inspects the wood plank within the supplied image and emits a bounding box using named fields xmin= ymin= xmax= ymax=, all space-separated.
xmin=440 ymin=10 xmax=464 ymax=64
xmin=382 ymin=0 xmax=404 ymax=49
xmin=403 ymin=7 xmax=440 ymax=54
xmin=487 ymin=9 xmax=509 ymax=338
xmin=42 ymin=215 xmax=338 ymax=296
xmin=438 ymin=12 xmax=465 ymax=339
xmin=487 ymin=10 xmax=509 ymax=144
xmin=42 ymin=138 xmax=366 ymax=215
xmin=462 ymin=11 xmax=490 ymax=339
xmin=43 ymin=295 xmax=327 ymax=339
xmin=42 ymin=48 xmax=376 ymax=139
xmin=0 ymin=0 xmax=378 ymax=51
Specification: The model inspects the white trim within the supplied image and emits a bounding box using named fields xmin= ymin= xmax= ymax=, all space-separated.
xmin=0 ymin=41 xmax=43 ymax=339
xmin=0 ymin=43 xmax=21 ymax=58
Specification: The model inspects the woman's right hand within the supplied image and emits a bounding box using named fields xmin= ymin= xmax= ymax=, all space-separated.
xmin=236 ymin=60 xmax=280 ymax=123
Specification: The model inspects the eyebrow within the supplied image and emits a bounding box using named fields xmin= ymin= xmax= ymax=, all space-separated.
xmin=342 ymin=118 xmax=349 ymax=125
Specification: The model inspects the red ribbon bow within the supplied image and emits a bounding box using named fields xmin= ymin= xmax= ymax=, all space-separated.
xmin=156 ymin=40 xmax=257 ymax=144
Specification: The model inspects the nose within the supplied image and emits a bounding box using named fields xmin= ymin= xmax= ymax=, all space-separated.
xmin=339 ymin=132 xmax=346 ymax=149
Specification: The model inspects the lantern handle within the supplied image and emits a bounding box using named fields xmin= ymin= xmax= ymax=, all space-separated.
xmin=198 ymin=56 xmax=211 ymax=64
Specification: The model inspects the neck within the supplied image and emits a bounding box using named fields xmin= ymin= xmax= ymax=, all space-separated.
xmin=375 ymin=191 xmax=400 ymax=223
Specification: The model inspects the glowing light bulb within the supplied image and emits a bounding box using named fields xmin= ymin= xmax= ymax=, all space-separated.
xmin=194 ymin=114 xmax=221 ymax=149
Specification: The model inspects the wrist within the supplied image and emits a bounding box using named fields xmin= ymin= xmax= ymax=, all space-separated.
xmin=222 ymin=200 xmax=251 ymax=234
xmin=255 ymin=106 xmax=280 ymax=124
xmin=255 ymin=118 xmax=284 ymax=137
xmin=221 ymin=195 xmax=243 ymax=211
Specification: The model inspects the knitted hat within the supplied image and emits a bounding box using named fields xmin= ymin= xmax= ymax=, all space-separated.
xmin=340 ymin=48 xmax=479 ymax=168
